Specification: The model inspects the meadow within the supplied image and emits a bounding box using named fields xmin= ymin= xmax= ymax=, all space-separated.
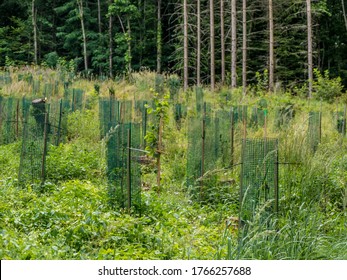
xmin=0 ymin=67 xmax=346 ymax=259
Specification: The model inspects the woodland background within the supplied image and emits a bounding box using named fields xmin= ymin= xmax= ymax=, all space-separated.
xmin=1 ymin=0 xmax=347 ymax=94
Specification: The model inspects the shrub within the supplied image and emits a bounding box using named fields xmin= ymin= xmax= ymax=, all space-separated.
xmin=313 ymin=69 xmax=343 ymax=103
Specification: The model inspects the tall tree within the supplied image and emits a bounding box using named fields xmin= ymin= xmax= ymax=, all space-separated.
xmin=242 ymin=0 xmax=247 ymax=95
xmin=307 ymin=0 xmax=313 ymax=98
xmin=32 ymin=0 xmax=38 ymax=64
xmin=157 ymin=0 xmax=162 ymax=73
xmin=342 ymin=0 xmax=347 ymax=32
xmin=210 ymin=0 xmax=215 ymax=91
xmin=220 ymin=0 xmax=225 ymax=85
xmin=197 ymin=0 xmax=201 ymax=86
xmin=268 ymin=0 xmax=274 ymax=91
xmin=109 ymin=0 xmax=138 ymax=75
xmin=76 ymin=0 xmax=88 ymax=71
xmin=183 ymin=0 xmax=188 ymax=91
xmin=231 ymin=0 xmax=237 ymax=88
xmin=109 ymin=0 xmax=114 ymax=77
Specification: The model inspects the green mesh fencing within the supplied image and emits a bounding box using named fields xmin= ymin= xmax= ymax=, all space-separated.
xmin=43 ymin=82 xmax=59 ymax=98
xmin=275 ymin=104 xmax=295 ymax=128
xmin=106 ymin=123 xmax=141 ymax=211
xmin=307 ymin=111 xmax=321 ymax=152
xmin=31 ymin=80 xmax=41 ymax=96
xmin=196 ymin=87 xmax=204 ymax=113
xmin=215 ymin=110 xmax=233 ymax=167
xmin=250 ymin=107 xmax=265 ymax=128
xmin=335 ymin=111 xmax=346 ymax=135
xmin=134 ymin=100 xmax=148 ymax=147
xmin=119 ymin=100 xmax=133 ymax=123
xmin=168 ymin=76 xmax=180 ymax=101
xmin=99 ymin=97 xmax=120 ymax=139
xmin=100 ymin=97 xmax=142 ymax=211
xmin=18 ymin=73 xmax=33 ymax=83
xmin=174 ymin=103 xmax=187 ymax=129
xmin=71 ymin=89 xmax=84 ymax=112
xmin=0 ymin=97 xmax=24 ymax=144
xmin=233 ymin=105 xmax=248 ymax=124
xmin=18 ymin=99 xmax=49 ymax=185
xmin=155 ymin=74 xmax=164 ymax=94
xmin=187 ymin=105 xmax=234 ymax=201
xmin=0 ymin=72 xmax=12 ymax=85
xmin=240 ymin=138 xmax=279 ymax=225
xmin=187 ymin=116 xmax=202 ymax=194
xmin=48 ymin=99 xmax=66 ymax=145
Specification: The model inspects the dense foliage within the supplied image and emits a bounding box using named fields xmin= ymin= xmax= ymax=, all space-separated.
xmin=1 ymin=0 xmax=347 ymax=88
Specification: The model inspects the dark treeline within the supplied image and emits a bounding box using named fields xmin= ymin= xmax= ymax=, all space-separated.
xmin=0 ymin=0 xmax=347 ymax=90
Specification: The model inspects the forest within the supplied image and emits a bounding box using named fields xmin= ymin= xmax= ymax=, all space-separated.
xmin=1 ymin=0 xmax=347 ymax=92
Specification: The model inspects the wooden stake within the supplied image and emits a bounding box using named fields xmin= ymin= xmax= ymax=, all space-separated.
xmin=200 ymin=102 xmax=206 ymax=201
xmin=41 ymin=111 xmax=48 ymax=183
xmin=16 ymin=99 xmax=19 ymax=139
xmin=157 ymin=115 xmax=163 ymax=192
xmin=56 ymin=99 xmax=62 ymax=146
xmin=127 ymin=128 xmax=131 ymax=210
xmin=230 ymin=107 xmax=234 ymax=168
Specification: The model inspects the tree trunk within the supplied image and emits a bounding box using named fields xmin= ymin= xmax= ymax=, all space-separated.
xmin=210 ymin=0 xmax=215 ymax=91
xmin=32 ymin=0 xmax=38 ymax=64
xmin=269 ymin=0 xmax=274 ymax=92
xmin=183 ymin=0 xmax=189 ymax=91
xmin=97 ymin=0 xmax=102 ymax=34
xmin=306 ymin=0 xmax=313 ymax=98
xmin=342 ymin=0 xmax=347 ymax=32
xmin=197 ymin=0 xmax=201 ymax=86
xmin=242 ymin=0 xmax=247 ymax=96
xmin=231 ymin=0 xmax=237 ymax=88
xmin=220 ymin=0 xmax=225 ymax=85
xmin=109 ymin=0 xmax=113 ymax=78
xmin=77 ymin=0 xmax=88 ymax=71
xmin=126 ymin=16 xmax=132 ymax=74
xmin=157 ymin=0 xmax=162 ymax=73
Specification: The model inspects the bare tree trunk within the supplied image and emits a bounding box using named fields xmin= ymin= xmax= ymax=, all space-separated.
xmin=306 ymin=0 xmax=313 ymax=98
xmin=242 ymin=0 xmax=247 ymax=96
xmin=77 ymin=0 xmax=88 ymax=71
xmin=231 ymin=0 xmax=237 ymax=88
xmin=183 ymin=0 xmax=189 ymax=91
xmin=32 ymin=0 xmax=38 ymax=64
xmin=97 ymin=0 xmax=102 ymax=34
xmin=342 ymin=0 xmax=347 ymax=32
xmin=220 ymin=0 xmax=225 ymax=85
xmin=197 ymin=0 xmax=201 ymax=86
xmin=210 ymin=0 xmax=215 ymax=91
xmin=269 ymin=0 xmax=274 ymax=92
xmin=126 ymin=17 xmax=132 ymax=74
xmin=97 ymin=0 xmax=102 ymax=75
xmin=109 ymin=0 xmax=113 ymax=78
xmin=157 ymin=0 xmax=162 ymax=73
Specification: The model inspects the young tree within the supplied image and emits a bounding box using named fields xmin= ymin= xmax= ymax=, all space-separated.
xmin=109 ymin=0 xmax=138 ymax=75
